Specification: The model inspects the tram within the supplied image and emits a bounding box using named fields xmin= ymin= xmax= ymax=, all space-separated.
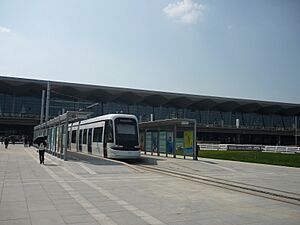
xmin=69 ymin=114 xmax=140 ymax=159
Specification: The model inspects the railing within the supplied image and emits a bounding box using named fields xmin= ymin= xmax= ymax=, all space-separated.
xmin=264 ymin=146 xmax=300 ymax=154
xmin=198 ymin=144 xmax=228 ymax=151
xmin=199 ymin=143 xmax=300 ymax=154
xmin=197 ymin=123 xmax=296 ymax=132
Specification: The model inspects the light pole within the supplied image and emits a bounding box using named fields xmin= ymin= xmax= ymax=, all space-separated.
xmin=296 ymin=115 xmax=298 ymax=146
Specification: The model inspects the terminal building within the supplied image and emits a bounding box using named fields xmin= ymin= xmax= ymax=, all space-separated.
xmin=0 ymin=75 xmax=299 ymax=145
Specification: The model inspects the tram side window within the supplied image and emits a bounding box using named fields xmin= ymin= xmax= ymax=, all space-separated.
xmin=93 ymin=127 xmax=103 ymax=142
xmin=83 ymin=129 xmax=87 ymax=144
xmin=71 ymin=130 xmax=76 ymax=143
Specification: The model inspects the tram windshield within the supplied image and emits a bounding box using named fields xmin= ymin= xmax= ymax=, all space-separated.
xmin=115 ymin=118 xmax=138 ymax=148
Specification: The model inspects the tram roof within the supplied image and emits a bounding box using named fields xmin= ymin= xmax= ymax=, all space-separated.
xmin=1 ymin=75 xmax=300 ymax=116
xmin=72 ymin=114 xmax=138 ymax=126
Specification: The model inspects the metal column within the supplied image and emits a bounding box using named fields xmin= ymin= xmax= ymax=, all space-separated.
xmin=63 ymin=112 xmax=69 ymax=161
xmin=40 ymin=90 xmax=45 ymax=124
xmin=173 ymin=124 xmax=176 ymax=158
xmin=193 ymin=119 xmax=197 ymax=160
xmin=76 ymin=121 xmax=81 ymax=152
xmin=45 ymin=81 xmax=50 ymax=121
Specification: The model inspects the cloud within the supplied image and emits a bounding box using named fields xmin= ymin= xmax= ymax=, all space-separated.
xmin=164 ymin=0 xmax=205 ymax=24
xmin=0 ymin=26 xmax=11 ymax=33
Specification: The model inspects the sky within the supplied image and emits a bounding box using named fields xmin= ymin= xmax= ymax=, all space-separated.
xmin=0 ymin=0 xmax=299 ymax=104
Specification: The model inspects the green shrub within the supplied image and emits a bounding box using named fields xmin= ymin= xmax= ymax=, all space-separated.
xmin=198 ymin=150 xmax=300 ymax=167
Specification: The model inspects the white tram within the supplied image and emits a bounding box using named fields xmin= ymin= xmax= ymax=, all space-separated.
xmin=69 ymin=114 xmax=140 ymax=159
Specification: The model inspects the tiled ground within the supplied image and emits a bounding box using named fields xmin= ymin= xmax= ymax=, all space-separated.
xmin=0 ymin=144 xmax=299 ymax=225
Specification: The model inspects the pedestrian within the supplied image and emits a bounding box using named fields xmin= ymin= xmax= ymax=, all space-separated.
xmin=4 ymin=137 xmax=9 ymax=149
xmin=38 ymin=141 xmax=46 ymax=164
xmin=24 ymin=137 xmax=28 ymax=147
xmin=29 ymin=139 xmax=33 ymax=147
xmin=196 ymin=143 xmax=200 ymax=160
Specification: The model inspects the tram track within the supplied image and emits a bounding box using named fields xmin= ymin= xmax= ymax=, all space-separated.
xmin=135 ymin=164 xmax=300 ymax=206
xmin=170 ymin=162 xmax=300 ymax=197
xmin=59 ymin=151 xmax=300 ymax=206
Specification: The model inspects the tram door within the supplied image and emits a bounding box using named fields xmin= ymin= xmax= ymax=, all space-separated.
xmin=103 ymin=120 xmax=110 ymax=158
xmin=79 ymin=130 xmax=83 ymax=152
xmin=103 ymin=125 xmax=108 ymax=158
xmin=87 ymin=129 xmax=92 ymax=153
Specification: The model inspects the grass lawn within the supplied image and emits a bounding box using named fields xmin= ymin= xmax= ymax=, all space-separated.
xmin=198 ymin=150 xmax=300 ymax=167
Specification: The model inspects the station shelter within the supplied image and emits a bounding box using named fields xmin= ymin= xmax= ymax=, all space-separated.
xmin=139 ymin=119 xmax=197 ymax=160
xmin=33 ymin=111 xmax=90 ymax=160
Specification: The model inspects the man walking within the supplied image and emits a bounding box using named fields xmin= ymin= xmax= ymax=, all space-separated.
xmin=4 ymin=137 xmax=9 ymax=149
xmin=38 ymin=141 xmax=46 ymax=164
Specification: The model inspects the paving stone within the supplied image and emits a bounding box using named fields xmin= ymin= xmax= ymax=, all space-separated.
xmin=0 ymin=219 xmax=31 ymax=225
xmin=27 ymin=200 xmax=56 ymax=212
xmin=57 ymin=207 xmax=89 ymax=216
xmin=52 ymin=201 xmax=83 ymax=210
xmin=62 ymin=214 xmax=97 ymax=224
xmin=0 ymin=207 xmax=29 ymax=221
xmin=30 ymin=210 xmax=66 ymax=225
xmin=106 ymin=211 xmax=150 ymax=225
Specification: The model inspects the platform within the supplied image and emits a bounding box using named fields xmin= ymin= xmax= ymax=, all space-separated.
xmin=0 ymin=144 xmax=299 ymax=225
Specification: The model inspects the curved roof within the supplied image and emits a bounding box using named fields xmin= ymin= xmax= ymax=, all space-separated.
xmin=1 ymin=76 xmax=299 ymax=116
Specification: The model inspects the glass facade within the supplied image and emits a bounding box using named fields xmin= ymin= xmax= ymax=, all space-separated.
xmin=0 ymin=90 xmax=299 ymax=145
xmin=0 ymin=93 xmax=42 ymax=117
xmin=0 ymin=92 xmax=299 ymax=130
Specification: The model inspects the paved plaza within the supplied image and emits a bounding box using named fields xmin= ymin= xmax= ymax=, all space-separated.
xmin=140 ymin=152 xmax=300 ymax=195
xmin=0 ymin=144 xmax=299 ymax=225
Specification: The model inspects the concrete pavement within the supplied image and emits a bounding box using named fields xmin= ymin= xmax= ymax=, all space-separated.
xmin=140 ymin=153 xmax=300 ymax=195
xmin=0 ymin=144 xmax=299 ymax=225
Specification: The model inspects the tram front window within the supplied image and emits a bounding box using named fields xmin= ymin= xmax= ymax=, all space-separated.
xmin=115 ymin=118 xmax=138 ymax=150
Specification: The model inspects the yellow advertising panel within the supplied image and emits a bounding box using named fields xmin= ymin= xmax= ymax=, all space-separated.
xmin=184 ymin=131 xmax=193 ymax=149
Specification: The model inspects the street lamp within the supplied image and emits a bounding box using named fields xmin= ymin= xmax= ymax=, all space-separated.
xmin=296 ymin=115 xmax=298 ymax=146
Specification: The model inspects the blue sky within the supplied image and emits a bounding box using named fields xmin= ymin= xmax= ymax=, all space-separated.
xmin=0 ymin=0 xmax=299 ymax=103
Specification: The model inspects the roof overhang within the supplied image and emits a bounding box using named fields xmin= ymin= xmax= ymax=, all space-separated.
xmin=1 ymin=76 xmax=299 ymax=116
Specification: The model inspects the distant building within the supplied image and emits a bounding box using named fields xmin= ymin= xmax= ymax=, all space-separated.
xmin=0 ymin=76 xmax=299 ymax=145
